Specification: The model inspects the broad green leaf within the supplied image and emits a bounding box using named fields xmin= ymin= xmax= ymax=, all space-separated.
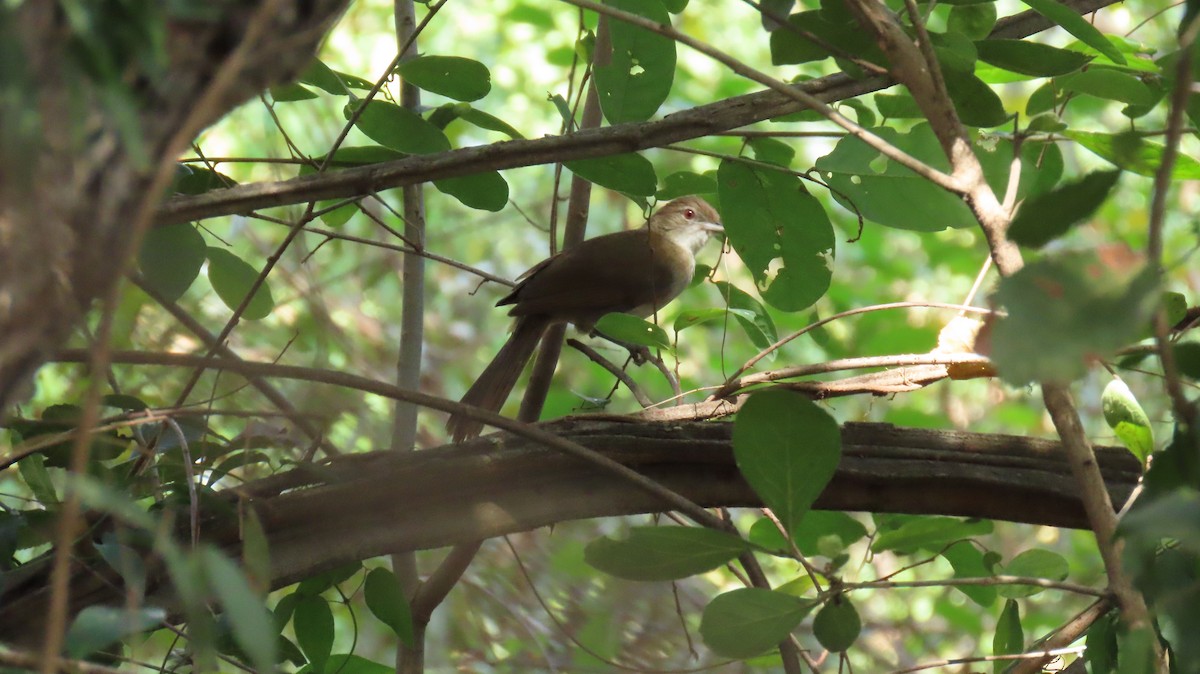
xmin=813 ymin=597 xmax=860 ymax=651
xmin=19 ymin=455 xmax=59 ymax=506
xmin=975 ymin=39 xmax=1090 ymax=76
xmin=297 ymin=562 xmax=362 ymax=597
xmin=584 ymin=526 xmax=750 ymax=581
xmin=717 ymin=161 xmax=834 ymax=311
xmin=205 ymin=247 xmax=275 ymax=320
xmin=713 ymin=281 xmax=780 ymax=353
xmin=657 ymin=170 xmax=717 ymax=200
xmin=876 ymin=91 xmax=924 ymax=119
xmin=948 ymin=3 xmax=996 ymax=39
xmin=1102 ymin=378 xmax=1154 ymax=464
xmin=1057 ymin=69 xmax=1154 ymax=106
xmin=815 ymin=124 xmax=1060 ymax=231
xmin=594 ymin=313 xmax=671 ymax=350
xmin=1176 ymin=342 xmax=1200 ymax=380
xmin=931 ymin=30 xmax=978 ymax=75
xmin=269 ymin=83 xmax=318 ymax=102
xmin=733 ymin=391 xmax=841 ymax=537
xmin=65 ymin=606 xmax=166 ymax=658
xmin=1025 ymin=81 xmax=1060 ymax=115
xmin=749 ymin=136 xmax=795 ymax=167
xmin=871 ymin=516 xmax=994 ymax=553
xmin=700 ymin=588 xmax=814 ymax=659
xmin=1119 ymin=489 xmax=1200 ymax=556
xmin=293 ymin=594 xmax=335 ymax=674
xmin=346 ymin=100 xmax=450 ymax=154
xmin=998 ymin=549 xmax=1070 ymax=598
xmin=593 ymin=0 xmax=675 ymax=123
xmin=1020 ymin=0 xmax=1124 ymax=64
xmin=1086 ymin=613 xmax=1119 ymax=674
xmin=1117 ymin=626 xmax=1156 ymax=674
xmin=296 ymin=655 xmax=394 ymax=674
xmin=940 ymin=540 xmax=996 ymax=606
xmin=398 ymin=55 xmax=491 ymax=101
xmin=364 ymin=568 xmax=415 ymax=646
xmin=991 ymin=254 xmax=1159 ymax=384
xmin=1008 ymin=170 xmax=1120 ymax=247
xmin=171 ymin=165 xmax=236 ymax=195
xmin=433 ymin=171 xmax=509 ymax=211
xmin=1162 ymin=291 xmax=1187 ymax=327
xmin=793 ymin=510 xmax=868 ymax=556
xmin=747 ymin=517 xmax=790 ymax=553
xmin=565 ymin=153 xmax=657 ymax=197
xmin=457 ymin=106 xmax=524 ymax=139
xmin=769 ymin=10 xmax=885 ymax=66
xmin=944 ymin=70 xmax=1008 ymax=127
xmin=139 ymin=223 xmax=205 ymax=301
xmin=1066 ymin=131 xmax=1200 ymax=179
xmin=300 ymin=59 xmax=372 ymax=94
xmin=203 ymin=547 xmax=277 ymax=674
xmin=993 ymin=599 xmax=1024 ymax=674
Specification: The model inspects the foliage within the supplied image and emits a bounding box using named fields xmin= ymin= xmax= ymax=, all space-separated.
xmin=1 ymin=0 xmax=1198 ymax=672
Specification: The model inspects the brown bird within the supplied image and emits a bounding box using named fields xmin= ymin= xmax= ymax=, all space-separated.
xmin=447 ymin=196 xmax=723 ymax=442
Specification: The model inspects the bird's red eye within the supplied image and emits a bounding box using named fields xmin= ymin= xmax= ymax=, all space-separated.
xmin=684 ymin=208 xmax=695 ymax=219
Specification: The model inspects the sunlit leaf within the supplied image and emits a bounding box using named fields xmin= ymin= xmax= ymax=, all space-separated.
xmin=398 ymin=55 xmax=491 ymax=101
xmin=1102 ymin=378 xmax=1154 ymax=464
xmin=593 ymin=0 xmax=675 ymax=123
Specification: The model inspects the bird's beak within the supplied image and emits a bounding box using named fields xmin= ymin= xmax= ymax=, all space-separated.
xmin=700 ymin=222 xmax=724 ymax=234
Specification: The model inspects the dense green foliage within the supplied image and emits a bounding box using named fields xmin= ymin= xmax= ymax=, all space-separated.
xmin=2 ymin=0 xmax=1199 ymax=672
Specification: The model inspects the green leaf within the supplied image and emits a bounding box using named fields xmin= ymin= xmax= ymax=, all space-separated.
xmin=1117 ymin=626 xmax=1157 ymax=674
xmin=202 ymin=547 xmax=277 ymax=674
xmin=948 ymin=4 xmax=996 ymax=39
xmin=565 ymin=153 xmax=657 ymax=197
xmin=733 ymin=391 xmax=841 ymax=537
xmin=1066 ymin=131 xmax=1200 ymax=179
xmin=875 ymin=91 xmax=925 ymax=119
xmin=296 ymin=655 xmax=394 ymax=674
xmin=1086 ymin=613 xmax=1118 ymax=674
xmin=871 ymin=516 xmax=994 ymax=553
xmin=1057 ymin=69 xmax=1154 ymax=106
xmin=1019 ymin=0 xmax=1125 ymax=64
xmin=700 ymin=588 xmax=815 ymax=659
xmin=346 ymin=100 xmax=451 ymax=154
xmin=813 ymin=597 xmax=860 ymax=651
xmin=998 ymin=549 xmax=1070 ymax=598
xmin=1176 ymin=342 xmax=1200 ymax=380
xmin=1119 ymin=489 xmax=1200 ymax=556
xmin=593 ymin=0 xmax=676 ymax=123
xmin=300 ymin=59 xmax=373 ymax=94
xmin=293 ymin=594 xmax=335 ymax=674
xmin=1025 ymin=81 xmax=1060 ymax=115
xmin=769 ymin=10 xmax=885 ymax=66
xmin=18 ymin=454 xmax=59 ymax=507
xmin=397 ymin=55 xmax=491 ymax=101
xmin=170 ymin=165 xmax=236 ymax=195
xmin=65 ymin=606 xmax=166 ymax=658
xmin=594 ymin=313 xmax=671 ymax=350
xmin=433 ymin=171 xmax=509 ymax=211
xmin=457 ymin=106 xmax=524 ymax=139
xmin=941 ymin=540 xmax=996 ymax=606
xmin=269 ymin=82 xmax=318 ymax=102
xmin=584 ymin=526 xmax=750 ymax=581
xmin=990 ymin=254 xmax=1159 ymax=384
xmin=241 ymin=510 xmax=270 ymax=595
xmin=657 ymin=170 xmax=717 ymax=200
xmin=713 ymin=281 xmax=780 ymax=353
xmin=139 ymin=223 xmax=206 ymax=301
xmin=975 ymin=39 xmax=1090 ymax=76
xmin=993 ymin=599 xmax=1024 ymax=674
xmin=1008 ymin=170 xmax=1120 ymax=247
xmin=944 ymin=70 xmax=1009 ymax=127
xmin=793 ymin=511 xmax=868 ymax=556
xmin=816 ymin=124 xmax=1059 ymax=231
xmin=749 ymin=136 xmax=795 ymax=167
xmin=1102 ymin=378 xmax=1154 ymax=464
xmin=717 ymin=161 xmax=834 ymax=311
xmin=205 ymin=247 xmax=275 ymax=320
xmin=364 ymin=568 xmax=415 ymax=646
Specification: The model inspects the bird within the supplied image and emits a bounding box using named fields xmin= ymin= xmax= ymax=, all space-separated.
xmin=446 ymin=196 xmax=723 ymax=442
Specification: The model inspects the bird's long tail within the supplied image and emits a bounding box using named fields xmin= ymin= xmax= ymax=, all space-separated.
xmin=447 ymin=317 xmax=549 ymax=442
